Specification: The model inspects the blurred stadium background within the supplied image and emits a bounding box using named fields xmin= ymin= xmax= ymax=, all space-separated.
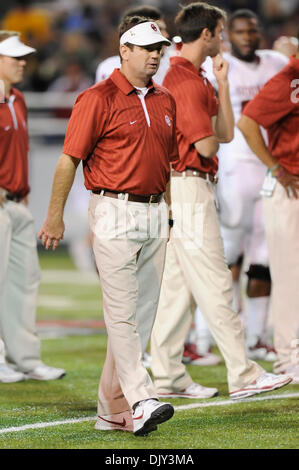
xmin=1 ymin=0 xmax=299 ymax=251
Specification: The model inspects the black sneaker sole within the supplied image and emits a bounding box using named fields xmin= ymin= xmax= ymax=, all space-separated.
xmin=134 ymin=404 xmax=174 ymax=436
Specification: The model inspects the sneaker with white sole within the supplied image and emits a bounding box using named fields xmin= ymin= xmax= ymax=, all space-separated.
xmin=24 ymin=364 xmax=66 ymax=381
xmin=95 ymin=410 xmax=133 ymax=432
xmin=0 ymin=364 xmax=25 ymax=383
xmin=157 ymin=382 xmax=218 ymax=399
xmin=230 ymin=372 xmax=292 ymax=400
xmin=282 ymin=364 xmax=299 ymax=385
xmin=182 ymin=344 xmax=221 ymax=366
xmin=133 ymin=398 xmax=174 ymax=436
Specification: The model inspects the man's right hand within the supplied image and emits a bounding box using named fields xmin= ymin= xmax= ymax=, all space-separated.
xmin=273 ymin=166 xmax=299 ymax=198
xmin=38 ymin=216 xmax=65 ymax=251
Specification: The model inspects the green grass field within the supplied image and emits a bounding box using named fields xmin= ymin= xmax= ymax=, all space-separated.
xmin=0 ymin=248 xmax=298 ymax=450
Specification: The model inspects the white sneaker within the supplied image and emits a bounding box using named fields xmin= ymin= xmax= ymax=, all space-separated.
xmin=95 ymin=410 xmax=133 ymax=432
xmin=24 ymin=364 xmax=66 ymax=381
xmin=230 ymin=372 xmax=292 ymax=400
xmin=133 ymin=398 xmax=174 ymax=436
xmin=0 ymin=364 xmax=25 ymax=383
xmin=283 ymin=364 xmax=299 ymax=385
xmin=157 ymin=382 xmax=218 ymax=399
xmin=141 ymin=352 xmax=152 ymax=369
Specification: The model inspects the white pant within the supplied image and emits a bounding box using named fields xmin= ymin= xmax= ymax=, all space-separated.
xmin=217 ymin=159 xmax=268 ymax=266
xmin=0 ymin=200 xmax=42 ymax=371
xmin=263 ymin=183 xmax=299 ymax=372
xmin=151 ymin=176 xmax=263 ymax=393
xmin=88 ymin=193 xmax=168 ymax=413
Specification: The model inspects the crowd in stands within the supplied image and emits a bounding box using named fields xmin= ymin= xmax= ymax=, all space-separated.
xmin=0 ymin=0 xmax=298 ymax=94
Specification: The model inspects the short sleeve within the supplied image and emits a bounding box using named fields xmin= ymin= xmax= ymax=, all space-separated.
xmin=175 ymin=78 xmax=217 ymax=144
xmin=63 ymin=89 xmax=107 ymax=160
xmin=243 ymin=73 xmax=294 ymax=129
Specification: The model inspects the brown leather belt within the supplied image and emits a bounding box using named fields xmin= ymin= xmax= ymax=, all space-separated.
xmin=172 ymin=169 xmax=217 ymax=184
xmin=92 ymin=189 xmax=163 ymax=203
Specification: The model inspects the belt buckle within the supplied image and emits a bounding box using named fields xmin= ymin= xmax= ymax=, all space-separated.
xmin=192 ymin=170 xmax=198 ymax=176
xmin=117 ymin=193 xmax=126 ymax=200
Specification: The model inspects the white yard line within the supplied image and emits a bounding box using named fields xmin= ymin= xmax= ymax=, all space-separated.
xmin=0 ymin=392 xmax=298 ymax=435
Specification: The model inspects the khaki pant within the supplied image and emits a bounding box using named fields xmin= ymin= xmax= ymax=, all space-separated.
xmin=88 ymin=193 xmax=168 ymax=414
xmin=0 ymin=200 xmax=41 ymax=371
xmin=263 ymin=183 xmax=299 ymax=373
xmin=151 ymin=176 xmax=263 ymax=394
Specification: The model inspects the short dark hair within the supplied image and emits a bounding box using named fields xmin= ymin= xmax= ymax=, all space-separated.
xmin=228 ymin=9 xmax=259 ymax=31
xmin=175 ymin=2 xmax=226 ymax=43
xmin=122 ymin=5 xmax=162 ymax=22
xmin=118 ymin=15 xmax=149 ymax=40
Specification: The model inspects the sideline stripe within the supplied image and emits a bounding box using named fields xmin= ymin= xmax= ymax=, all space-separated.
xmin=0 ymin=392 xmax=298 ymax=435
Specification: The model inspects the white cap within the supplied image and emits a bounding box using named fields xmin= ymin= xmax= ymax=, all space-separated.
xmin=0 ymin=35 xmax=36 ymax=57
xmin=120 ymin=22 xmax=171 ymax=47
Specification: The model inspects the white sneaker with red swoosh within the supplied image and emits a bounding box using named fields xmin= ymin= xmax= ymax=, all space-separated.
xmin=230 ymin=372 xmax=292 ymax=400
xmin=133 ymin=399 xmax=174 ymax=436
xmin=95 ymin=410 xmax=133 ymax=432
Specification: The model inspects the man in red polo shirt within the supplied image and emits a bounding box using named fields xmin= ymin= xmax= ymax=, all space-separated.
xmin=0 ymin=31 xmax=65 ymax=383
xmin=150 ymin=2 xmax=292 ymax=400
xmin=238 ymin=34 xmax=299 ymax=384
xmin=39 ymin=17 xmax=177 ymax=436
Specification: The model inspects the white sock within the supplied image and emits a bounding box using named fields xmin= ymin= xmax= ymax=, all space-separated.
xmin=246 ymin=296 xmax=270 ymax=346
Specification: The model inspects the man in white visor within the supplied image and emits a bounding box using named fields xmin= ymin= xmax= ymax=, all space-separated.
xmin=0 ymin=31 xmax=66 ymax=383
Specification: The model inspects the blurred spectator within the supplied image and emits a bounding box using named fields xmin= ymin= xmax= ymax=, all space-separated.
xmin=1 ymin=0 xmax=53 ymax=47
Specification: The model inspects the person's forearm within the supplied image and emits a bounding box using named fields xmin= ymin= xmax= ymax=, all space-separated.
xmin=47 ymin=153 xmax=80 ymax=219
xmin=214 ymin=80 xmax=234 ymax=142
xmin=237 ymin=116 xmax=277 ymax=169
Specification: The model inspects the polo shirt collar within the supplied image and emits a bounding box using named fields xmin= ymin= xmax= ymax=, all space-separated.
xmin=110 ymin=68 xmax=155 ymax=95
xmin=289 ymin=55 xmax=299 ymax=73
xmin=170 ymin=56 xmax=204 ymax=76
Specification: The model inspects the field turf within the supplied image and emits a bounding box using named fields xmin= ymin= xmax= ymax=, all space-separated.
xmin=0 ymin=248 xmax=298 ymax=450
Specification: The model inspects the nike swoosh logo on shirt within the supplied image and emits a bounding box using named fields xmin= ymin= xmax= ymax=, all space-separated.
xmin=98 ymin=416 xmax=127 ymax=427
xmin=130 ymin=120 xmax=137 ymax=125
xmin=4 ymin=126 xmax=11 ymax=131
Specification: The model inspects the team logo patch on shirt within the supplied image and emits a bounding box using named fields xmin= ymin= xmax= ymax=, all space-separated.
xmin=151 ymin=23 xmax=158 ymax=31
xmin=165 ymin=114 xmax=171 ymax=127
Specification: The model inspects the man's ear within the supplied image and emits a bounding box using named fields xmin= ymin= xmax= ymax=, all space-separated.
xmin=201 ymin=27 xmax=213 ymax=42
xmin=120 ymin=44 xmax=130 ymax=62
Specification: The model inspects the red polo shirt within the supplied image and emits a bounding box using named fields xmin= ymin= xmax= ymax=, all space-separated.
xmin=0 ymin=88 xmax=29 ymax=196
xmin=63 ymin=69 xmax=178 ymax=195
xmin=162 ymin=56 xmax=219 ymax=175
xmin=243 ymin=55 xmax=299 ymax=175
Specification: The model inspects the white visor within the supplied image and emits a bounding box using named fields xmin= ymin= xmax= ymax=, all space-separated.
xmin=0 ymin=35 xmax=36 ymax=57
xmin=120 ymin=22 xmax=171 ymax=47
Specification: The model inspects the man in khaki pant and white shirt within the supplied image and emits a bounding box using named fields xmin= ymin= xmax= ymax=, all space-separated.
xmin=40 ymin=17 xmax=178 ymax=436
xmin=151 ymin=2 xmax=292 ymax=400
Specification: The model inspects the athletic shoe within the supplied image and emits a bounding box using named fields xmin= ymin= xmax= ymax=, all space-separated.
xmin=230 ymin=372 xmax=292 ymax=400
xmin=141 ymin=352 xmax=152 ymax=369
xmin=133 ymin=399 xmax=174 ymax=436
xmin=247 ymin=340 xmax=277 ymax=362
xmin=95 ymin=410 xmax=133 ymax=432
xmin=182 ymin=343 xmax=221 ymax=366
xmin=0 ymin=364 xmax=25 ymax=383
xmin=157 ymin=382 xmax=218 ymax=399
xmin=24 ymin=363 xmax=66 ymax=381
xmin=282 ymin=364 xmax=299 ymax=385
